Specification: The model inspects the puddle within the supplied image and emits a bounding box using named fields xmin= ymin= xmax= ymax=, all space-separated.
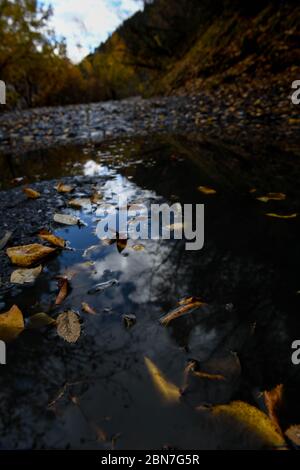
xmin=1 ymin=135 xmax=300 ymax=449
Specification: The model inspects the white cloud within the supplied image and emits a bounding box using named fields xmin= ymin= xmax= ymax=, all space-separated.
xmin=46 ymin=0 xmax=141 ymax=63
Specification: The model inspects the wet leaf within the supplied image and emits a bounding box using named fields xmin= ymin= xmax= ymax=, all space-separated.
xmin=53 ymin=213 xmax=79 ymax=225
xmin=55 ymin=182 xmax=73 ymax=193
xmin=160 ymin=298 xmax=206 ymax=326
xmin=264 ymin=384 xmax=284 ymax=433
xmin=38 ymin=229 xmax=66 ymax=248
xmin=131 ymin=244 xmax=145 ymax=251
xmin=0 ymin=231 xmax=13 ymax=250
xmin=116 ymin=233 xmax=127 ymax=253
xmin=123 ymin=314 xmax=136 ymax=328
xmin=0 ymin=305 xmax=24 ymax=342
xmin=55 ymin=277 xmax=69 ymax=305
xmin=6 ymin=244 xmax=56 ymax=267
xmin=285 ymin=425 xmax=300 ymax=448
xmin=198 ymin=186 xmax=216 ymax=195
xmin=68 ymin=198 xmax=91 ymax=209
xmin=144 ymin=357 xmax=180 ymax=404
xmin=81 ymin=302 xmax=97 ymax=315
xmin=10 ymin=265 xmax=42 ymax=284
xmin=205 ymin=401 xmax=285 ymax=449
xmin=90 ymin=192 xmax=103 ymax=204
xmin=27 ymin=312 xmax=56 ymax=329
xmin=56 ymin=311 xmax=81 ymax=343
xmin=83 ymin=245 xmax=99 ymax=257
xmin=23 ymin=187 xmax=41 ymax=199
xmin=164 ymin=222 xmax=185 ymax=231
xmin=266 ymin=213 xmax=297 ymax=219
xmin=249 ymin=188 xmax=257 ymax=194
xmin=256 ymin=192 xmax=286 ymax=203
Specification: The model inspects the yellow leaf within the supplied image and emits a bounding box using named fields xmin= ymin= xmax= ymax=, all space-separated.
xmin=23 ymin=187 xmax=41 ymax=199
xmin=131 ymin=244 xmax=145 ymax=252
xmin=256 ymin=193 xmax=286 ymax=203
xmin=56 ymin=311 xmax=81 ymax=343
xmin=0 ymin=305 xmax=24 ymax=342
xmin=6 ymin=244 xmax=56 ymax=267
xmin=208 ymin=401 xmax=286 ymax=449
xmin=81 ymin=302 xmax=97 ymax=315
xmin=55 ymin=182 xmax=73 ymax=193
xmin=144 ymin=357 xmax=180 ymax=404
xmin=38 ymin=229 xmax=66 ymax=248
xmin=266 ymin=213 xmax=297 ymax=219
xmin=198 ymin=186 xmax=217 ymax=195
xmin=160 ymin=298 xmax=205 ymax=326
xmin=10 ymin=265 xmax=42 ymax=284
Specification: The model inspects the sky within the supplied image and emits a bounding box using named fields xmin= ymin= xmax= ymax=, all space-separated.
xmin=45 ymin=0 xmax=141 ymax=63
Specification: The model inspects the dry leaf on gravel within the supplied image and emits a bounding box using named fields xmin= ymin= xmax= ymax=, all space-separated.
xmin=10 ymin=265 xmax=42 ymax=284
xmin=6 ymin=244 xmax=56 ymax=267
xmin=0 ymin=305 xmax=24 ymax=342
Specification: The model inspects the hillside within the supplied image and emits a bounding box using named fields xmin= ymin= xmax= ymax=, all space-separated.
xmin=82 ymin=0 xmax=300 ymax=100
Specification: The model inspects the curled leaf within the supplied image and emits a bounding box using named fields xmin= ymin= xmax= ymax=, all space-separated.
xmin=123 ymin=314 xmax=136 ymax=328
xmin=55 ymin=277 xmax=69 ymax=305
xmin=198 ymin=186 xmax=216 ymax=195
xmin=56 ymin=311 xmax=81 ymax=343
xmin=264 ymin=384 xmax=284 ymax=433
xmin=55 ymin=182 xmax=73 ymax=193
xmin=38 ymin=229 xmax=66 ymax=248
xmin=266 ymin=213 xmax=297 ymax=220
xmin=23 ymin=187 xmax=41 ymax=199
xmin=285 ymin=425 xmax=300 ymax=448
xmin=160 ymin=298 xmax=205 ymax=326
xmin=81 ymin=302 xmax=97 ymax=315
xmin=144 ymin=357 xmax=180 ymax=404
xmin=0 ymin=305 xmax=24 ymax=342
xmin=10 ymin=265 xmax=42 ymax=284
xmin=256 ymin=193 xmax=286 ymax=203
xmin=6 ymin=244 xmax=56 ymax=267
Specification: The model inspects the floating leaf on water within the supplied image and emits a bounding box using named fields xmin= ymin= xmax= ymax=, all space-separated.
xmin=6 ymin=244 xmax=56 ymax=267
xmin=0 ymin=231 xmax=13 ymax=250
xmin=53 ymin=213 xmax=80 ymax=225
xmin=38 ymin=229 xmax=66 ymax=248
xmin=144 ymin=357 xmax=180 ymax=404
xmin=56 ymin=311 xmax=81 ymax=343
xmin=117 ymin=238 xmax=127 ymax=253
xmin=164 ymin=222 xmax=185 ymax=231
xmin=256 ymin=193 xmax=286 ymax=203
xmin=90 ymin=192 xmax=103 ymax=204
xmin=10 ymin=265 xmax=42 ymax=284
xmin=160 ymin=298 xmax=206 ymax=327
xmin=123 ymin=314 xmax=136 ymax=328
xmin=55 ymin=277 xmax=69 ymax=305
xmin=178 ymin=296 xmax=202 ymax=306
xmin=81 ymin=302 xmax=97 ymax=315
xmin=285 ymin=425 xmax=300 ymax=448
xmin=0 ymin=305 xmax=24 ymax=342
xmin=23 ymin=187 xmax=41 ymax=199
xmin=27 ymin=312 xmax=56 ymax=329
xmin=249 ymin=188 xmax=257 ymax=194
xmin=202 ymin=401 xmax=286 ymax=449
xmin=83 ymin=245 xmax=100 ymax=257
xmin=68 ymin=198 xmax=91 ymax=209
xmin=266 ymin=213 xmax=297 ymax=220
xmin=88 ymin=279 xmax=119 ymax=295
xmin=55 ymin=182 xmax=74 ymax=193
xmin=198 ymin=186 xmax=217 ymax=195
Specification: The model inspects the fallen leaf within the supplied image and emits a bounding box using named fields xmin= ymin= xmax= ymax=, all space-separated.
xmin=10 ymin=265 xmax=42 ymax=284
xmin=256 ymin=193 xmax=286 ymax=203
xmin=68 ymin=198 xmax=91 ymax=209
xmin=264 ymin=384 xmax=284 ymax=434
xmin=55 ymin=277 xmax=69 ymax=305
xmin=266 ymin=213 xmax=297 ymax=219
xmin=285 ymin=425 xmax=300 ymax=448
xmin=144 ymin=357 xmax=180 ymax=404
xmin=88 ymin=279 xmax=119 ymax=295
xmin=0 ymin=231 xmax=13 ymax=250
xmin=6 ymin=244 xmax=56 ymax=267
xmin=160 ymin=298 xmax=206 ymax=326
xmin=27 ymin=312 xmax=56 ymax=329
xmin=164 ymin=222 xmax=185 ymax=231
xmin=0 ymin=305 xmax=24 ymax=342
xmin=116 ymin=233 xmax=127 ymax=253
xmin=90 ymin=192 xmax=103 ymax=204
xmin=23 ymin=187 xmax=41 ymax=199
xmin=131 ymin=244 xmax=145 ymax=251
xmin=198 ymin=186 xmax=217 ymax=195
xmin=204 ymin=401 xmax=285 ymax=449
xmin=249 ymin=188 xmax=257 ymax=194
xmin=81 ymin=302 xmax=97 ymax=315
xmin=56 ymin=311 xmax=81 ymax=343
xmin=38 ymin=229 xmax=65 ymax=248
xmin=55 ymin=182 xmax=73 ymax=193
xmin=53 ymin=213 xmax=79 ymax=225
